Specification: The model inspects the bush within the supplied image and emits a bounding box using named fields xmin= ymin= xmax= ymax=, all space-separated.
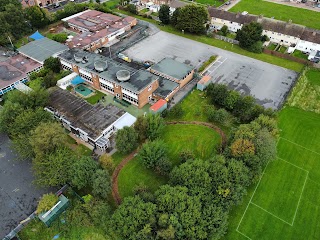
xmin=169 ymin=104 xmax=184 ymax=118
xmin=99 ymin=154 xmax=115 ymax=174
xmin=51 ymin=33 xmax=68 ymax=43
xmin=179 ymin=150 xmax=195 ymax=163
xmin=115 ymin=126 xmax=138 ymax=154
xmin=126 ymin=4 xmax=137 ymax=14
xmin=208 ymin=108 xmax=229 ymax=125
xmin=36 ymin=193 xmax=58 ymax=214
xmin=198 ymin=55 xmax=217 ymax=72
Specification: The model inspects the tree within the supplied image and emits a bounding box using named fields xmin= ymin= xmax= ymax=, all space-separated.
xmin=43 ymin=71 xmax=57 ymax=88
xmin=126 ymin=4 xmax=137 ymax=14
xmin=51 ymin=33 xmax=68 ymax=43
xmin=138 ymin=140 xmax=171 ymax=175
xmin=99 ymin=154 xmax=115 ymax=174
xmin=224 ymin=90 xmax=240 ymax=110
xmin=92 ymin=169 xmax=111 ymax=198
xmin=134 ymin=115 xmax=148 ymax=142
xmin=0 ymin=101 xmax=23 ymax=133
xmin=25 ymin=6 xmax=49 ymax=29
xmin=146 ymin=114 xmax=165 ymax=140
xmin=208 ymin=108 xmax=229 ymax=125
xmin=71 ymin=157 xmax=98 ymax=189
xmin=115 ymin=126 xmax=138 ymax=153
xmin=220 ymin=25 xmax=228 ymax=36
xmin=159 ymin=5 xmax=170 ymax=25
xmin=33 ymin=147 xmax=77 ymax=187
xmin=30 ymin=122 xmax=67 ymax=157
xmin=230 ymin=138 xmax=255 ymax=158
xmin=170 ymin=8 xmax=180 ymax=27
xmin=111 ymin=196 xmax=157 ymax=240
xmin=179 ymin=150 xmax=195 ymax=163
xmin=44 ymin=57 xmax=61 ymax=73
xmin=36 ymin=193 xmax=58 ymax=214
xmin=175 ymin=5 xmax=208 ymax=34
xmin=235 ymin=22 xmax=264 ymax=53
xmin=168 ymin=104 xmax=183 ymax=118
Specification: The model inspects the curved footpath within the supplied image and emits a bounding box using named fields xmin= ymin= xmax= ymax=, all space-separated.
xmin=111 ymin=121 xmax=226 ymax=205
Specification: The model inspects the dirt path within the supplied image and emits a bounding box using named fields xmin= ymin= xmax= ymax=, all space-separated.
xmin=111 ymin=121 xmax=226 ymax=206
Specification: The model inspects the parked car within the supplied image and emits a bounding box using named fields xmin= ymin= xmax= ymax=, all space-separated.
xmin=310 ymin=58 xmax=320 ymax=63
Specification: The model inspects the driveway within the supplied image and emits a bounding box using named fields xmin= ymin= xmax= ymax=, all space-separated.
xmin=0 ymin=134 xmax=49 ymax=239
xmin=123 ymin=31 xmax=298 ymax=109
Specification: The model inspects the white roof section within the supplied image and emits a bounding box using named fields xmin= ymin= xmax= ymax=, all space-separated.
xmin=61 ymin=9 xmax=91 ymax=22
xmin=15 ymin=82 xmax=33 ymax=93
xmin=57 ymin=72 xmax=78 ymax=89
xmin=113 ymin=112 xmax=137 ymax=130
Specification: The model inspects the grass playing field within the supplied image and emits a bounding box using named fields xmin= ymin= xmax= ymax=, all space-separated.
xmin=229 ymin=0 xmax=320 ymax=30
xmin=224 ymin=107 xmax=320 ymax=240
xmin=117 ymin=124 xmax=221 ymax=198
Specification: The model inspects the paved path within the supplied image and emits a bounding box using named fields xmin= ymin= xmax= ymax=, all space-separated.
xmin=111 ymin=121 xmax=226 ymax=205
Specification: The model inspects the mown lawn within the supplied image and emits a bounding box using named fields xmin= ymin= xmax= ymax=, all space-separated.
xmin=292 ymin=49 xmax=308 ymax=60
xmin=224 ymin=107 xmax=320 ymax=240
xmin=86 ymin=91 xmax=106 ymax=105
xmin=114 ymin=9 xmax=304 ymax=72
xmin=287 ymin=67 xmax=320 ymax=114
xmin=230 ymin=0 xmax=320 ymax=30
xmin=194 ymin=0 xmax=225 ymax=7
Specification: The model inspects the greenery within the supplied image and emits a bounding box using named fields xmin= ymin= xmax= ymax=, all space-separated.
xmin=71 ymin=156 xmax=98 ymax=189
xmin=287 ymin=67 xmax=320 ymax=114
xmin=235 ymin=22 xmax=265 ymax=53
xmin=134 ymin=114 xmax=165 ymax=142
xmin=36 ymin=193 xmax=58 ymax=214
xmin=220 ymin=25 xmax=228 ymax=36
xmin=198 ymin=55 xmax=217 ymax=72
xmin=159 ymin=4 xmax=170 ymax=24
xmin=115 ymin=126 xmax=138 ymax=154
xmin=99 ymin=154 xmax=115 ymax=174
xmin=92 ymin=169 xmax=112 ymax=199
xmin=25 ymin=6 xmax=50 ymax=29
xmin=47 ymin=32 xmax=68 ymax=43
xmin=138 ymin=140 xmax=171 ymax=175
xmin=43 ymin=57 xmax=62 ymax=73
xmin=207 ymin=108 xmax=230 ymax=125
xmin=226 ymin=107 xmax=320 ymax=239
xmin=175 ymin=5 xmax=208 ymax=34
xmin=206 ymin=83 xmax=274 ymax=123
xmin=292 ymin=49 xmax=308 ymax=60
xmin=86 ymin=90 xmax=106 ymax=104
xmin=230 ymin=0 xmax=320 ymax=30
xmin=126 ymin=4 xmax=138 ymax=14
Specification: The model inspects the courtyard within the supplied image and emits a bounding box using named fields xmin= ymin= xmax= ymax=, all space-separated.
xmin=123 ymin=31 xmax=298 ymax=109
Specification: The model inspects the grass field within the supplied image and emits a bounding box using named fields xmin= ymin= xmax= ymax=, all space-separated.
xmin=86 ymin=91 xmax=106 ymax=105
xmin=118 ymin=124 xmax=221 ymax=198
xmin=287 ymin=67 xmax=320 ymax=114
xmin=224 ymin=107 xmax=320 ymax=240
xmin=229 ymin=0 xmax=320 ymax=30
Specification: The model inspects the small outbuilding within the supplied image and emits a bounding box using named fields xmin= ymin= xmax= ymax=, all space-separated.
xmin=197 ymin=75 xmax=211 ymax=91
xmin=38 ymin=194 xmax=69 ymax=227
xmin=150 ymin=99 xmax=167 ymax=114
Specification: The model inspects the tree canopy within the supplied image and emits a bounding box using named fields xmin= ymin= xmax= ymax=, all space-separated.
xmin=44 ymin=57 xmax=62 ymax=73
xmin=115 ymin=126 xmax=138 ymax=154
xmin=92 ymin=169 xmax=112 ymax=198
xmin=159 ymin=5 xmax=170 ymax=25
xmin=71 ymin=157 xmax=98 ymax=189
xmin=235 ymin=22 xmax=265 ymax=53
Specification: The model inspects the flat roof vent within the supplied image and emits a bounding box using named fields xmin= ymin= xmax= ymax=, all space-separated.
xmin=94 ymin=60 xmax=108 ymax=72
xmin=116 ymin=70 xmax=130 ymax=82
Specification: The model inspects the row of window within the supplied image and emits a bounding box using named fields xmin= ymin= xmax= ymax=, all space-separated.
xmin=100 ymin=82 xmax=114 ymax=93
xmin=122 ymin=93 xmax=138 ymax=104
xmin=79 ymin=73 xmax=93 ymax=83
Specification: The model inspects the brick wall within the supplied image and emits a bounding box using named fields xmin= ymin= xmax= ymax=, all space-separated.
xmin=138 ymin=79 xmax=159 ymax=108
xmin=72 ymin=65 xmax=80 ymax=74
xmin=113 ymin=83 xmax=122 ymax=99
xmin=263 ymin=49 xmax=312 ymax=65
xmin=176 ymin=69 xmax=195 ymax=88
xmin=91 ymin=74 xmax=101 ymax=90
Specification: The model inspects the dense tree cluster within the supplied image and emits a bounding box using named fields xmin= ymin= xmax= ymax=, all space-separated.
xmin=206 ymin=83 xmax=274 ymax=123
xmin=235 ymin=22 xmax=268 ymax=53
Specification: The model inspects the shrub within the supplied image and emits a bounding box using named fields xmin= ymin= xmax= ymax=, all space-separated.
xmin=179 ymin=150 xmax=195 ymax=163
xmin=208 ymin=108 xmax=229 ymax=125
xmin=36 ymin=193 xmax=58 ymax=214
xmin=169 ymin=104 xmax=184 ymax=118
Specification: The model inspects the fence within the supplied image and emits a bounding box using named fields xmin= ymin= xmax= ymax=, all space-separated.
xmin=263 ymin=49 xmax=314 ymax=66
xmin=214 ymin=35 xmax=239 ymax=45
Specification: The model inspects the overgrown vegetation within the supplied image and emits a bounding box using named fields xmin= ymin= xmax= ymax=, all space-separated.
xmin=287 ymin=67 xmax=320 ymax=114
xmin=198 ymin=55 xmax=217 ymax=72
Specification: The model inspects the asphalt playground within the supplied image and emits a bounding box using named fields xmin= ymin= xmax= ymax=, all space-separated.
xmin=123 ymin=31 xmax=298 ymax=109
xmin=0 ymin=133 xmax=50 ymax=239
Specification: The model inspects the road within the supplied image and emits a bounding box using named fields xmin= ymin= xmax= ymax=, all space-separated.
xmin=0 ymin=134 xmax=50 ymax=239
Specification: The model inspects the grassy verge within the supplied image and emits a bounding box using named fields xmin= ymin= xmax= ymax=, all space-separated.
xmin=86 ymin=91 xmax=106 ymax=105
xmin=115 ymin=9 xmax=304 ymax=72
xmin=199 ymin=55 xmax=217 ymax=72
xmin=287 ymin=67 xmax=320 ymax=113
xmin=230 ymin=0 xmax=320 ymax=30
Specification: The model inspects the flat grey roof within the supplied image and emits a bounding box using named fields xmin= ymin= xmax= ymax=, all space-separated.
xmin=18 ymin=38 xmax=68 ymax=63
xmin=150 ymin=58 xmax=193 ymax=80
xmin=154 ymin=77 xmax=179 ymax=98
xmin=48 ymin=88 xmax=125 ymax=140
xmin=59 ymin=49 xmax=158 ymax=93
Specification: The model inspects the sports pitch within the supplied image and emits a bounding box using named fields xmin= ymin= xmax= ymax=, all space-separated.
xmin=225 ymin=107 xmax=320 ymax=240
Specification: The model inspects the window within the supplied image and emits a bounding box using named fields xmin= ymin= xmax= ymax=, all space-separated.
xmin=100 ymin=82 xmax=114 ymax=93
xmin=122 ymin=93 xmax=138 ymax=104
xmin=116 ymin=93 xmax=120 ymax=99
xmin=148 ymin=85 xmax=152 ymax=91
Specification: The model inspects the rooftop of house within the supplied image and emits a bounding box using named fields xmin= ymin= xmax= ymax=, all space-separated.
xmin=0 ymin=61 xmax=27 ymax=89
xmin=48 ymin=88 xmax=126 ymax=140
xmin=58 ymin=49 xmax=158 ymax=93
xmin=18 ymin=37 xmax=68 ymax=64
xmin=169 ymin=0 xmax=187 ymax=9
xmin=208 ymin=8 xmax=320 ymax=44
xmin=153 ymin=77 xmax=179 ymax=98
xmin=198 ymin=75 xmax=211 ymax=85
xmin=150 ymin=58 xmax=194 ymax=80
xmin=63 ymin=10 xmax=135 ymax=32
